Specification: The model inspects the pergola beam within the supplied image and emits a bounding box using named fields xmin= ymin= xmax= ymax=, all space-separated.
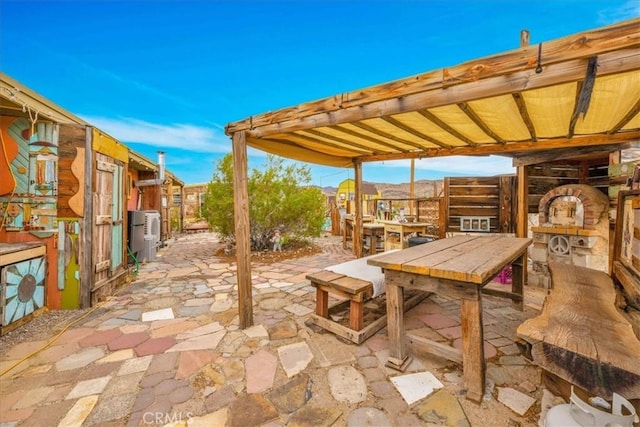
xmin=234 ymin=48 xmax=638 ymax=140
xmin=360 ymin=131 xmax=640 ymax=162
xmin=512 ymin=143 xmax=632 ymax=167
xmin=226 ymin=19 xmax=639 ymax=136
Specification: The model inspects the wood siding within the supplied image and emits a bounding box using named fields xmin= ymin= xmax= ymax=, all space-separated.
xmin=57 ymin=125 xmax=85 ymax=219
xmin=445 ymin=176 xmax=516 ymax=234
xmin=526 ymin=159 xmax=609 ymax=214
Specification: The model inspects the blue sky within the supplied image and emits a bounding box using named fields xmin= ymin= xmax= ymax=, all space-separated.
xmin=1 ymin=0 xmax=638 ymax=187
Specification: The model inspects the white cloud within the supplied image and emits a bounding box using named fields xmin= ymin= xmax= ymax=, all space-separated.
xmin=598 ymin=1 xmax=640 ymax=25
xmin=378 ymin=155 xmax=515 ymax=176
xmin=79 ymin=115 xmax=230 ymax=153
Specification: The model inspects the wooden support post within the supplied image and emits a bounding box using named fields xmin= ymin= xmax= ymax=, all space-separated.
xmin=520 ymin=30 xmax=530 ymax=48
xmin=353 ymin=161 xmax=363 ymax=258
xmin=499 ymin=175 xmax=515 ymax=233
xmin=385 ymin=279 xmax=409 ymax=370
xmin=461 ymin=289 xmax=485 ymax=403
xmin=516 ymin=166 xmax=529 ymax=286
xmin=511 ymin=252 xmax=525 ymax=311
xmin=232 ymin=131 xmax=253 ymax=329
xmin=443 ymin=178 xmax=450 ymax=236
xmin=409 ymin=158 xmax=415 ymax=216
xmin=80 ymin=127 xmax=93 ymax=309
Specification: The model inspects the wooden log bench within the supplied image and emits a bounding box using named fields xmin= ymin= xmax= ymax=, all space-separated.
xmin=517 ymin=261 xmax=640 ymax=400
xmin=306 ymin=255 xmax=429 ymax=344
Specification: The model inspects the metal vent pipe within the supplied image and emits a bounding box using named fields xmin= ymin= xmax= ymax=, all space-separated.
xmin=157 ymin=151 xmax=165 ymax=181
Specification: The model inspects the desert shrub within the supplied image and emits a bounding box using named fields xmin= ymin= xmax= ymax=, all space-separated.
xmin=201 ymin=154 xmax=326 ymax=250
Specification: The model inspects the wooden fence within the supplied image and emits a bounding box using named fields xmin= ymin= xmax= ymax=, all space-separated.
xmin=444 ymin=176 xmax=516 ymax=234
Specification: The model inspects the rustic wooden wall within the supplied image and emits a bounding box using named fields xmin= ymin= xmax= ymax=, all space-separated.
xmin=58 ymin=125 xmax=85 ymax=219
xmin=444 ymin=176 xmax=516 ymax=234
xmin=526 ymin=159 xmax=609 ymax=214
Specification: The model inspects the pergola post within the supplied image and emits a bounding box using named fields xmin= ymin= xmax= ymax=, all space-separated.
xmin=353 ymin=161 xmax=363 ymax=258
xmin=516 ymin=165 xmax=529 ymax=286
xmin=232 ymin=130 xmax=253 ymax=328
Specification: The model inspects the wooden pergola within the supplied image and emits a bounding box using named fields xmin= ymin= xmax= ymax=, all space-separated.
xmin=225 ymin=18 xmax=640 ymax=328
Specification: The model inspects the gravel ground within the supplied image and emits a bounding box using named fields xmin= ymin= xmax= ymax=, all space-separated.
xmin=0 ymin=308 xmax=89 ymax=355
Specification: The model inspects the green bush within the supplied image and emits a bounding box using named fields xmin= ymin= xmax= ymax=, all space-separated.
xmin=201 ymin=154 xmax=326 ymax=251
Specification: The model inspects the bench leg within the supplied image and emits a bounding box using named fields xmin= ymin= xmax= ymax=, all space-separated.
xmin=461 ymin=290 xmax=485 ymax=403
xmin=316 ymin=287 xmax=329 ymax=318
xmin=349 ymin=300 xmax=365 ymax=331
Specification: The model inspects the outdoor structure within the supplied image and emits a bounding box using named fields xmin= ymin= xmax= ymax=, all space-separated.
xmin=0 ymin=73 xmax=185 ymax=326
xmin=0 ymin=73 xmax=130 ymax=318
xmin=57 ymin=124 xmax=130 ymax=307
xmin=224 ymin=19 xmax=639 ymax=402
xmin=127 ymin=150 xmax=185 ymax=245
xmin=181 ymin=183 xmax=212 ymax=233
xmin=530 ymin=184 xmax=611 ymax=287
xmin=336 ymin=178 xmax=380 ymax=211
xmin=182 ymin=183 xmax=207 ymax=223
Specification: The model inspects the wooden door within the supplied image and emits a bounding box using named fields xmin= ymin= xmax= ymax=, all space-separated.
xmin=111 ymin=163 xmax=124 ymax=271
xmin=93 ymin=153 xmax=114 ymax=285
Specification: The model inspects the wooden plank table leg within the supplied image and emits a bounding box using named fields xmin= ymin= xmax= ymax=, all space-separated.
xmin=511 ymin=253 xmax=525 ymax=311
xmin=316 ymin=287 xmax=329 ymax=318
xmin=461 ymin=290 xmax=485 ymax=403
xmin=385 ymin=281 xmax=411 ymax=371
xmin=349 ymin=300 xmax=364 ymax=331
xmin=369 ymin=233 xmax=377 ymax=255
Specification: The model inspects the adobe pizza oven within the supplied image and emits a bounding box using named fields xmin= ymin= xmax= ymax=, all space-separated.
xmin=529 ymin=184 xmax=610 ymax=288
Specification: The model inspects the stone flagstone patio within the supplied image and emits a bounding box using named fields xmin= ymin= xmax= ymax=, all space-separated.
xmin=0 ymin=232 xmax=549 ymax=426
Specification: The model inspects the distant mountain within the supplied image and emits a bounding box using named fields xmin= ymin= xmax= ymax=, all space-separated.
xmin=374 ymin=179 xmax=443 ymax=199
xmin=322 ymin=186 xmax=337 ymax=194
xmin=320 ymin=180 xmax=444 ymax=199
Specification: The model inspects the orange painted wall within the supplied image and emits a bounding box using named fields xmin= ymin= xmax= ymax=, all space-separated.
xmin=127 ymin=169 xmax=140 ymax=211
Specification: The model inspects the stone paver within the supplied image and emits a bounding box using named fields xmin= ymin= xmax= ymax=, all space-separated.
xmin=227 ymin=394 xmax=279 ymax=427
xmin=134 ymin=336 xmax=176 ymax=356
xmin=277 ymin=341 xmax=314 ymax=378
xmin=327 ymin=366 xmax=367 ymax=404
xmin=107 ymin=332 xmax=150 ymax=351
xmin=55 ymin=347 xmax=105 ymax=371
xmin=348 ymin=407 xmax=392 ymax=426
xmin=414 ymin=389 xmax=470 ymax=426
xmin=118 ymin=355 xmax=153 ymax=376
xmin=246 ymin=349 xmax=277 ymax=393
xmin=390 ymin=371 xmax=443 ymax=405
xmin=0 ymin=233 xmax=547 ymax=427
xmin=58 ymin=395 xmax=99 ymax=427
xmin=175 ymin=350 xmax=219 ymax=379
xmin=142 ymin=308 xmax=175 ymax=322
xmin=66 ymin=376 xmax=112 ymax=399
xmin=498 ymin=386 xmax=537 ymax=416
xmin=166 ymin=330 xmax=226 ymax=352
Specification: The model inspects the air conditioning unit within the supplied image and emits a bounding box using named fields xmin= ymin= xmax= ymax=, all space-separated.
xmin=143 ymin=211 xmax=161 ymax=245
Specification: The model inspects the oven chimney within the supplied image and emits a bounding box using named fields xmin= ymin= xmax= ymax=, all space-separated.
xmin=157 ymin=151 xmax=165 ymax=182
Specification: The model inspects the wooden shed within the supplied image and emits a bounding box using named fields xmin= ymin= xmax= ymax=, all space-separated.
xmin=1 ymin=72 xmax=131 ymax=312
xmin=224 ymin=19 xmax=639 ymax=322
xmin=127 ymin=150 xmax=185 ymax=245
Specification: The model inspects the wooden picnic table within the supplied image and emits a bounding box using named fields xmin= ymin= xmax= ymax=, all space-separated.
xmin=362 ymin=223 xmax=385 ymax=255
xmin=368 ymin=234 xmax=531 ymax=402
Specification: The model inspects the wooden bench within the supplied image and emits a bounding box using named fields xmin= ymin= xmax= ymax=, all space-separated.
xmin=517 ymin=261 xmax=640 ymax=400
xmin=306 ymin=262 xmax=429 ymax=344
